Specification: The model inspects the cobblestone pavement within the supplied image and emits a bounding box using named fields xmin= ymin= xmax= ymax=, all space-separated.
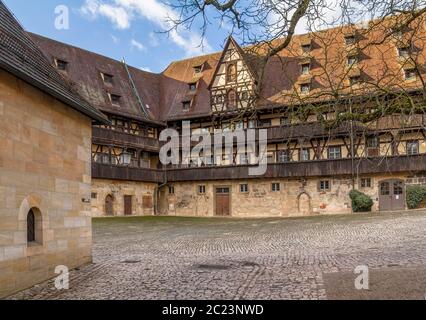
xmin=8 ymin=211 xmax=426 ymax=300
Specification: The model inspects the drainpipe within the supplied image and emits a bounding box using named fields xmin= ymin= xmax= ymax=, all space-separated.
xmin=154 ymin=168 xmax=168 ymax=216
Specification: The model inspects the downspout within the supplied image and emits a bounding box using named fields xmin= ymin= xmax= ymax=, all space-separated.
xmin=154 ymin=166 xmax=168 ymax=216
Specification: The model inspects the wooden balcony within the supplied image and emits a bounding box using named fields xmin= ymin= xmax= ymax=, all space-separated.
xmin=92 ymin=163 xmax=162 ymax=183
xmin=92 ymin=154 xmax=426 ymax=183
xmin=92 ymin=127 xmax=160 ymax=152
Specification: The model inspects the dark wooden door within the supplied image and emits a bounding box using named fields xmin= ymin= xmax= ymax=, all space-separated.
xmin=105 ymin=195 xmax=114 ymax=216
xmin=124 ymin=195 xmax=132 ymax=216
xmin=379 ymin=180 xmax=405 ymax=211
xmin=215 ymin=187 xmax=230 ymax=216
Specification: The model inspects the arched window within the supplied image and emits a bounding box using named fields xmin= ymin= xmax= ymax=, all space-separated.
xmin=27 ymin=209 xmax=35 ymax=243
xmin=105 ymin=194 xmax=114 ymax=216
xmin=226 ymin=64 xmax=237 ymax=83
xmin=227 ymin=89 xmax=237 ymax=109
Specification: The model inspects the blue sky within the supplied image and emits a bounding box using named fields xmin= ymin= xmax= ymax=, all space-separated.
xmin=3 ymin=0 xmax=228 ymax=73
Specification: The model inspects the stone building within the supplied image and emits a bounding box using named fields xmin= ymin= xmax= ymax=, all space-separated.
xmin=27 ymin=13 xmax=426 ymax=219
xmin=0 ymin=2 xmax=107 ymax=297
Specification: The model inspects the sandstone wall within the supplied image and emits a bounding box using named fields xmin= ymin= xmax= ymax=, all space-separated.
xmin=0 ymin=70 xmax=93 ymax=298
xmin=91 ymin=179 xmax=157 ymax=216
xmin=159 ymin=174 xmax=409 ymax=217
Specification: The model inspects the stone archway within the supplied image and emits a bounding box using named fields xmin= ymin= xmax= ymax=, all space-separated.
xmin=298 ymin=192 xmax=312 ymax=215
xmin=105 ymin=194 xmax=114 ymax=216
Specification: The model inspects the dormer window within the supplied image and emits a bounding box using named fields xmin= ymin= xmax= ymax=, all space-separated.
xmin=226 ymin=63 xmax=237 ymax=83
xmin=109 ymin=93 xmax=121 ymax=106
xmin=349 ymin=76 xmax=361 ymax=86
xmin=347 ymin=55 xmax=358 ymax=66
xmin=300 ymin=83 xmax=311 ymax=94
xmin=193 ymin=65 xmax=203 ymax=74
xmin=345 ymin=35 xmax=356 ymax=45
xmin=189 ymin=82 xmax=197 ymax=91
xmin=182 ymin=101 xmax=191 ymax=111
xmin=404 ymin=68 xmax=417 ymax=81
xmin=55 ymin=58 xmax=68 ymax=71
xmin=102 ymin=73 xmax=114 ymax=85
xmin=398 ymin=46 xmax=410 ymax=58
xmin=301 ymin=44 xmax=311 ymax=53
xmin=301 ymin=63 xmax=310 ymax=75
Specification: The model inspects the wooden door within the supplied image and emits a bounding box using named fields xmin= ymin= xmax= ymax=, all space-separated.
xmin=215 ymin=187 xmax=230 ymax=216
xmin=105 ymin=195 xmax=114 ymax=216
xmin=379 ymin=180 xmax=405 ymax=211
xmin=124 ymin=195 xmax=132 ymax=216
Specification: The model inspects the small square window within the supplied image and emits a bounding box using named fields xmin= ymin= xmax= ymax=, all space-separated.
xmin=168 ymin=186 xmax=175 ymax=194
xmin=300 ymin=149 xmax=310 ymax=161
xmin=281 ymin=117 xmax=290 ymax=126
xmin=183 ymin=101 xmax=191 ymax=111
xmin=360 ymin=178 xmax=372 ymax=188
xmin=55 ymin=59 xmax=68 ymax=71
xmin=301 ymin=63 xmax=310 ymax=75
xmin=109 ymin=94 xmax=121 ymax=106
xmin=240 ymin=184 xmax=249 ymax=193
xmin=300 ymin=83 xmax=311 ymax=94
xmin=278 ymin=150 xmax=291 ymax=163
xmin=328 ymin=146 xmax=342 ymax=159
xmin=407 ymin=140 xmax=419 ymax=155
xmin=404 ymin=69 xmax=417 ymax=81
xmin=189 ymin=83 xmax=197 ymax=91
xmin=91 ymin=193 xmax=97 ymax=199
xmin=102 ymin=73 xmax=114 ymax=84
xmin=198 ymin=185 xmax=206 ymax=194
xmin=319 ymin=180 xmax=331 ymax=191
xmin=272 ymin=183 xmax=281 ymax=192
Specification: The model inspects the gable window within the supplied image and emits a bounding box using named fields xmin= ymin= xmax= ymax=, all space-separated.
xmin=227 ymin=89 xmax=237 ymax=109
xmin=189 ymin=82 xmax=197 ymax=91
xmin=360 ymin=178 xmax=372 ymax=188
xmin=404 ymin=68 xmax=417 ymax=81
xmin=226 ymin=63 xmax=237 ymax=83
xmin=240 ymin=91 xmax=249 ymax=101
xmin=102 ymin=73 xmax=114 ymax=85
xmin=240 ymin=184 xmax=249 ymax=193
xmin=109 ymin=93 xmax=121 ymax=106
xmin=344 ymin=35 xmax=356 ymax=45
xmin=301 ymin=63 xmax=310 ymax=75
xmin=272 ymin=183 xmax=281 ymax=192
xmin=318 ymin=180 xmax=331 ymax=191
xmin=183 ymin=101 xmax=191 ymax=111
xmin=328 ymin=146 xmax=342 ymax=159
xmin=300 ymin=83 xmax=311 ymax=94
xmin=398 ymin=46 xmax=411 ymax=58
xmin=198 ymin=185 xmax=206 ymax=194
xmin=407 ymin=140 xmax=419 ymax=155
xmin=347 ymin=55 xmax=358 ymax=66
xmin=55 ymin=58 xmax=68 ymax=71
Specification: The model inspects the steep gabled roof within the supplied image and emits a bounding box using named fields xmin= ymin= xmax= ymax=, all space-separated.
xmin=0 ymin=1 xmax=108 ymax=124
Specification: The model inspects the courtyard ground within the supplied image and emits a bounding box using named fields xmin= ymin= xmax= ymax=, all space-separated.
xmin=7 ymin=211 xmax=426 ymax=300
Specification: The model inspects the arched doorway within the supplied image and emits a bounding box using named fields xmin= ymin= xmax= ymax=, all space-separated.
xmin=105 ymin=195 xmax=114 ymax=216
xmin=298 ymin=192 xmax=311 ymax=215
xmin=379 ymin=179 xmax=405 ymax=211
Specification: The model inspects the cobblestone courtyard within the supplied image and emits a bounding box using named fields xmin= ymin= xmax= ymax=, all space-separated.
xmin=9 ymin=211 xmax=426 ymax=300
